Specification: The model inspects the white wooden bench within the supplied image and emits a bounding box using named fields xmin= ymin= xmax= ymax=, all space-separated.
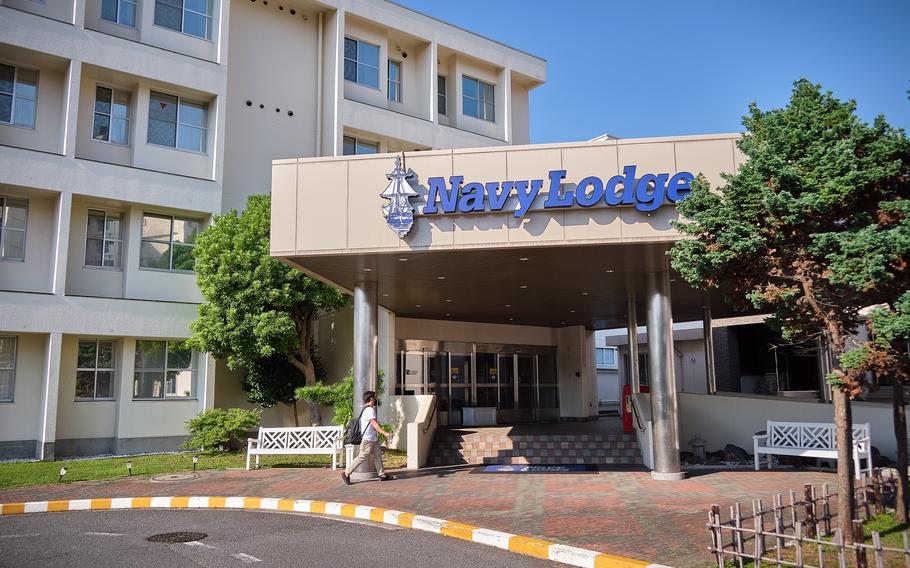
xmin=753 ymin=421 xmax=872 ymax=479
xmin=246 ymin=426 xmax=345 ymax=471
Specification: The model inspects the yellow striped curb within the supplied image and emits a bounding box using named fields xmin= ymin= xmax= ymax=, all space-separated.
xmin=0 ymin=496 xmax=670 ymax=568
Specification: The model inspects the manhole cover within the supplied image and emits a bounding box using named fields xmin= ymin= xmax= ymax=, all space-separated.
xmin=147 ymin=532 xmax=207 ymax=544
xmin=150 ymin=473 xmax=197 ymax=482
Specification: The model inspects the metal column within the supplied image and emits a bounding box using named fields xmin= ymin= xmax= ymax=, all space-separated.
xmin=352 ymin=279 xmax=378 ymax=480
xmin=645 ymin=270 xmax=685 ymax=480
xmin=702 ymin=294 xmax=717 ymax=394
xmin=627 ymin=291 xmax=641 ymax=393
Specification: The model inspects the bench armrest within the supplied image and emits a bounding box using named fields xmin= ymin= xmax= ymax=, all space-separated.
xmin=753 ymin=434 xmax=768 ymax=441
xmin=247 ymin=438 xmax=259 ymax=449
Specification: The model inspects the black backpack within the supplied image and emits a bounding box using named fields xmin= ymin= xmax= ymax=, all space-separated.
xmin=345 ymin=408 xmax=366 ymax=445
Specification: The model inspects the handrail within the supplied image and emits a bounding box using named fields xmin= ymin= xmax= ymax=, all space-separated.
xmin=422 ymin=395 xmax=437 ymax=434
xmin=630 ymin=396 xmax=646 ymax=433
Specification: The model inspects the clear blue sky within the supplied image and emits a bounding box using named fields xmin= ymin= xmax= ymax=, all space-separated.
xmin=397 ymin=0 xmax=910 ymax=143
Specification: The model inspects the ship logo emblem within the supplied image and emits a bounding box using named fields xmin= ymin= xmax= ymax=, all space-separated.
xmin=381 ymin=155 xmax=419 ymax=238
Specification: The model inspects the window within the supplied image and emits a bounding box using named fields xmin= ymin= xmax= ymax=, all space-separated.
xmin=76 ymin=340 xmax=115 ymax=400
xmin=462 ymin=75 xmax=494 ymax=122
xmin=101 ymin=0 xmax=136 ymax=27
xmin=0 ymin=196 xmax=27 ymax=261
xmin=0 ymin=63 xmax=38 ymax=129
xmin=437 ymin=75 xmax=447 ymax=116
xmin=154 ymin=0 xmax=212 ymax=39
xmin=596 ymin=347 xmax=618 ymax=369
xmin=92 ymin=86 xmax=130 ymax=145
xmin=343 ymin=37 xmax=379 ymax=89
xmin=85 ymin=209 xmax=122 ymax=268
xmin=148 ymin=91 xmax=207 ymax=153
xmin=388 ymin=60 xmax=401 ymax=103
xmin=342 ymin=135 xmax=379 ymax=156
xmin=140 ymin=213 xmax=201 ymax=271
xmin=0 ymin=337 xmax=16 ymax=402
xmin=134 ymin=340 xmax=196 ymax=399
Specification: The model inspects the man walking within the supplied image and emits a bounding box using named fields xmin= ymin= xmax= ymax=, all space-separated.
xmin=342 ymin=391 xmax=393 ymax=484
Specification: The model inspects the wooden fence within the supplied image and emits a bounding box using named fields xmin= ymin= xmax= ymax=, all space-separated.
xmin=707 ymin=469 xmax=910 ymax=567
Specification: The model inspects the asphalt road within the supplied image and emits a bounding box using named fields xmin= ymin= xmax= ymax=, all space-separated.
xmin=0 ymin=510 xmax=556 ymax=567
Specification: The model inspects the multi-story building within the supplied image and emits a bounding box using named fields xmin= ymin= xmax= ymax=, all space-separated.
xmin=0 ymin=0 xmax=546 ymax=460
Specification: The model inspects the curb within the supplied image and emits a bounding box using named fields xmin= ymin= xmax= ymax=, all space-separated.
xmin=0 ymin=496 xmax=669 ymax=568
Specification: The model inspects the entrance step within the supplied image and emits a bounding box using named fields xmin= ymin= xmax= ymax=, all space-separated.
xmin=426 ymin=429 xmax=643 ymax=467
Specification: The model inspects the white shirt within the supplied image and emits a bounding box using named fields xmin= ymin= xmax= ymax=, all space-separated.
xmin=360 ymin=406 xmax=377 ymax=442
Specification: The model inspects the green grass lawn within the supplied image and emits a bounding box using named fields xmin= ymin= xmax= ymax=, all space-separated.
xmin=0 ymin=449 xmax=407 ymax=491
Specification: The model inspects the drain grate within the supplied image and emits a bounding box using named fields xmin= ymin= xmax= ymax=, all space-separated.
xmin=147 ymin=532 xmax=208 ymax=544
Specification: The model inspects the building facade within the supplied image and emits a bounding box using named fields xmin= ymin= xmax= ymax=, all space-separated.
xmin=0 ymin=0 xmax=545 ymax=459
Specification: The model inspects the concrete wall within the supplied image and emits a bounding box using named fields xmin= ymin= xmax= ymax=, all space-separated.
xmin=556 ymin=326 xmax=598 ymax=418
xmin=0 ymin=333 xmax=45 ymax=455
xmin=678 ymin=392 xmax=906 ymax=462
xmin=0 ymin=187 xmax=54 ymax=293
xmin=396 ymin=317 xmax=556 ymax=346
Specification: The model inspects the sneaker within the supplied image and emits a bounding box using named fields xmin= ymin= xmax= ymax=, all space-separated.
xmin=341 ymin=472 xmax=352 ymax=485
xmin=379 ymin=474 xmax=393 ymax=481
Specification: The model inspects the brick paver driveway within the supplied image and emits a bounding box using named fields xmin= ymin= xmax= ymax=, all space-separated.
xmin=0 ymin=465 xmax=836 ymax=567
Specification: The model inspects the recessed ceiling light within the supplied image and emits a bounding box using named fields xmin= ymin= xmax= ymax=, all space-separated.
xmin=445 ymin=313 xmax=451 ymax=316
xmin=398 ymin=258 xmax=408 ymax=262
xmin=520 ymin=285 xmax=528 ymax=289
xmin=605 ymin=269 xmax=614 ymax=273
xmin=519 ymin=257 xmax=529 ymax=261
xmin=561 ymin=321 xmax=566 ymax=325
xmin=437 ymin=276 xmax=446 ymax=280
xmin=509 ymin=317 xmax=514 ymax=321
xmin=505 ymin=304 xmax=511 ymax=307
xmin=570 ymin=310 xmax=575 ymax=313
xmin=382 ymin=293 xmax=389 ymax=297
xmin=363 ymin=268 xmax=372 ymax=272
xmin=416 ymin=304 xmax=422 ymax=308
xmin=582 ymin=292 xmax=589 ymax=296
xmin=445 ymin=299 xmax=452 ymax=302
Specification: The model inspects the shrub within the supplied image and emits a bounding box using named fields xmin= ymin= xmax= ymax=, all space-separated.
xmin=296 ymin=369 xmax=393 ymax=443
xmin=183 ymin=408 xmax=261 ymax=451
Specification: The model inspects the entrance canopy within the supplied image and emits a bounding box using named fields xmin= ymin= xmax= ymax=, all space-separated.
xmin=270 ymin=133 xmax=748 ymax=329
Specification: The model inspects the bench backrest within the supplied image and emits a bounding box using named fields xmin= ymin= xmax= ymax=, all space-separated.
xmin=257 ymin=426 xmax=343 ymax=451
xmin=766 ymin=421 xmax=870 ymax=451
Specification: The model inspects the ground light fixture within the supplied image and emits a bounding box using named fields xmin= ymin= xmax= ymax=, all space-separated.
xmin=126 ymin=460 xmax=132 ymax=475
xmin=193 ymin=456 xmax=198 ymax=471
xmin=58 ymin=466 xmax=67 ymax=482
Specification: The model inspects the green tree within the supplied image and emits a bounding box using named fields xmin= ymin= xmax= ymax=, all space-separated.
xmin=669 ymin=79 xmax=910 ymax=538
xmin=188 ymin=194 xmax=348 ymax=425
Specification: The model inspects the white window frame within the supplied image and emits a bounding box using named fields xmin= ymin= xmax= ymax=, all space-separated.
xmin=92 ymin=84 xmax=131 ymax=146
xmin=75 ymin=339 xmax=117 ymax=401
xmin=100 ymin=0 xmax=137 ymax=28
xmin=147 ymin=90 xmax=208 ymax=154
xmin=139 ymin=212 xmax=201 ymax=272
xmin=343 ymin=37 xmax=380 ymax=89
xmin=596 ymin=347 xmax=619 ymax=370
xmin=462 ymin=75 xmax=495 ymax=123
xmin=0 ymin=336 xmax=16 ymax=403
xmin=388 ymin=60 xmax=402 ymax=103
xmin=84 ymin=209 xmax=123 ymax=270
xmin=153 ymin=0 xmax=213 ymax=40
xmin=342 ymin=135 xmax=379 ymax=156
xmin=0 ymin=195 xmax=28 ymax=262
xmin=0 ymin=63 xmax=38 ymax=129
xmin=133 ymin=339 xmax=197 ymax=400
xmin=437 ymin=74 xmax=447 ymax=116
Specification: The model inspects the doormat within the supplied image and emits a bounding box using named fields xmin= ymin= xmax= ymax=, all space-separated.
xmin=472 ymin=464 xmax=598 ymax=474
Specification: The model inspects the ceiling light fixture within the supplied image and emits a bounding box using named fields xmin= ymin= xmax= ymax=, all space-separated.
xmin=445 ymin=299 xmax=452 ymax=302
xmin=415 ymin=304 xmax=422 ymax=308
xmin=519 ymin=257 xmax=529 ymax=261
xmin=520 ymin=285 xmax=527 ymax=289
xmin=582 ymin=292 xmax=589 ymax=296
xmin=605 ymin=269 xmax=614 ymax=273
xmin=398 ymin=258 xmax=408 ymax=262
xmin=437 ymin=276 xmax=446 ymax=280
xmin=363 ymin=268 xmax=372 ymax=272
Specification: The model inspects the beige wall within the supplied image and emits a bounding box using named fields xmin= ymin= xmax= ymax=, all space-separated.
xmin=0 ymin=49 xmax=66 ymax=155
xmin=0 ymin=333 xmax=45 ymax=443
xmin=65 ymin=200 xmax=126 ymax=298
xmin=55 ymin=335 xmax=117 ymax=440
xmin=0 ymin=187 xmax=54 ymax=293
xmin=397 ymin=317 xmax=556 ymax=346
xmin=1 ymin=0 xmax=74 ymax=24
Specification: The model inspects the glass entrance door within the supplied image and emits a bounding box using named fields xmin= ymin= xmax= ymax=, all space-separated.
xmin=426 ymin=352 xmax=449 ymax=425
xmin=449 ymin=353 xmax=471 ymax=426
xmin=515 ymin=355 xmax=536 ymax=422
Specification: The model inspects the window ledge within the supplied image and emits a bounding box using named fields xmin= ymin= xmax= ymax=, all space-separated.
xmin=131 ymin=397 xmax=198 ymax=402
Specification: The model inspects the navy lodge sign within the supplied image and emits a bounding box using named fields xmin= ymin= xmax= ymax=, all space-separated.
xmin=381 ymin=156 xmax=696 ymax=238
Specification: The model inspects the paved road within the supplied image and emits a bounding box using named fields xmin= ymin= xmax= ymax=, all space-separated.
xmin=0 ymin=509 xmax=555 ymax=568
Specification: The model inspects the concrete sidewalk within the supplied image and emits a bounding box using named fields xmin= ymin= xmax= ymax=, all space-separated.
xmin=0 ymin=465 xmax=836 ymax=567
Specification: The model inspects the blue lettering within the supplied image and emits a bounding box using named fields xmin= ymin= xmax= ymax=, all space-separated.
xmin=574 ymin=176 xmax=604 ymax=207
xmin=620 ymin=165 xmax=637 ymax=205
xmin=424 ymin=176 xmax=463 ymax=214
xmin=604 ymin=174 xmax=624 ymax=206
xmin=543 ymin=170 xmax=573 ymax=208
xmin=666 ymin=171 xmax=694 ymax=202
xmin=634 ymin=173 xmax=668 ymax=212
xmin=459 ymin=182 xmax=485 ymax=212
xmin=486 ymin=182 xmax=509 ymax=211
xmin=514 ymin=179 xmax=542 ymax=217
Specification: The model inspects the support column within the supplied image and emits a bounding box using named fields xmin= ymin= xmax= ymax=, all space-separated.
xmin=51 ymin=192 xmax=72 ymax=295
xmin=645 ymin=271 xmax=684 ymax=480
xmin=702 ymin=294 xmax=717 ymax=394
xmin=352 ymin=279 xmax=378 ymax=481
xmin=38 ymin=333 xmax=63 ymax=461
xmin=627 ymin=290 xmax=640 ymax=393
